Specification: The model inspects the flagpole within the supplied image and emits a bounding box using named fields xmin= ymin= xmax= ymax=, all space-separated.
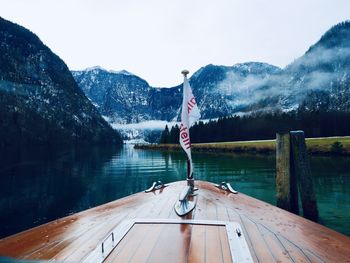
xmin=174 ymin=69 xmax=197 ymax=217
xmin=181 ymin=69 xmax=195 ymax=189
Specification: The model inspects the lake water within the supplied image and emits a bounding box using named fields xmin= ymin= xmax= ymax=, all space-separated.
xmin=0 ymin=145 xmax=349 ymax=238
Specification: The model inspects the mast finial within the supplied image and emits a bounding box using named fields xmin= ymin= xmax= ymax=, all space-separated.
xmin=181 ymin=69 xmax=189 ymax=77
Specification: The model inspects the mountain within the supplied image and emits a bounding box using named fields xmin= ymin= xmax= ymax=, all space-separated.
xmin=189 ymin=62 xmax=282 ymax=117
xmin=72 ymin=62 xmax=280 ymax=123
xmin=0 ymin=17 xmax=122 ymax=147
xmin=245 ymin=21 xmax=350 ymax=113
xmin=72 ymin=66 xmax=185 ymax=125
xmin=73 ymin=66 xmax=153 ymax=124
xmin=73 ymin=21 xmax=350 ymax=141
xmin=285 ymin=21 xmax=350 ymax=112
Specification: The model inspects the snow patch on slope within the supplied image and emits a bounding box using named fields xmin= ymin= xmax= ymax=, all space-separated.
xmin=80 ymin=66 xmax=135 ymax=76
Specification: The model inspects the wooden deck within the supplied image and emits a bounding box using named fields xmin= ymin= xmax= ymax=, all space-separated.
xmin=0 ymin=181 xmax=349 ymax=262
xmin=102 ymin=223 xmax=231 ymax=263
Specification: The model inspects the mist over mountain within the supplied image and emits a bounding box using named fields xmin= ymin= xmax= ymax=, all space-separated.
xmin=0 ymin=17 xmax=122 ymax=146
xmin=243 ymin=21 xmax=350 ymax=113
xmin=286 ymin=21 xmax=350 ymax=112
xmin=73 ymin=21 xmax=350 ymax=141
xmin=190 ymin=62 xmax=282 ymax=116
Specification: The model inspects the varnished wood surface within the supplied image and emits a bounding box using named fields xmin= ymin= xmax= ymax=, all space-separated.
xmin=104 ymin=223 xmax=229 ymax=263
xmin=0 ymin=181 xmax=349 ymax=262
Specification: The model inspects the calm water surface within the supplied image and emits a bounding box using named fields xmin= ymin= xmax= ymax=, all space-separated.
xmin=0 ymin=145 xmax=349 ymax=238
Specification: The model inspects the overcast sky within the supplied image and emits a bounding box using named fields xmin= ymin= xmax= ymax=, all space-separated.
xmin=1 ymin=0 xmax=349 ymax=87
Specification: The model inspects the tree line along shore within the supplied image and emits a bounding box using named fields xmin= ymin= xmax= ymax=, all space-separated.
xmin=134 ymin=136 xmax=350 ymax=155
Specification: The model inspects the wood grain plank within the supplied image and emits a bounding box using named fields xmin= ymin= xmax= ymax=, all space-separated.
xmin=205 ymin=198 xmax=218 ymax=221
xmin=218 ymin=226 xmax=232 ymax=263
xmin=205 ymin=225 xmax=224 ymax=263
xmin=216 ymin=205 xmax=230 ymax=222
xmin=192 ymin=192 xmax=208 ymax=220
xmin=188 ymin=225 xmax=206 ymax=263
xmin=128 ymin=224 xmax=165 ymax=263
xmin=4 ymin=193 xmax=153 ymax=259
xmin=33 ymin=209 xmax=130 ymax=260
xmin=59 ymin=187 xmax=177 ymax=261
xmin=104 ymin=224 xmax=151 ymax=263
xmin=145 ymin=224 xmax=191 ymax=263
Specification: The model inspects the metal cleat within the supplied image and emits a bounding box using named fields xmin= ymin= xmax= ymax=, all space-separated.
xmin=215 ymin=181 xmax=238 ymax=194
xmin=145 ymin=181 xmax=166 ymax=193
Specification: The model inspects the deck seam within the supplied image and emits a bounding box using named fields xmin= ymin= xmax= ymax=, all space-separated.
xmin=215 ymin=205 xmax=225 ymax=263
xmin=228 ymin=203 xmax=315 ymax=263
xmin=256 ymin=222 xmax=294 ymax=263
xmin=277 ymin=234 xmax=312 ymax=263
xmin=243 ymin=215 xmax=278 ymax=262
xmin=304 ymin=248 xmax=327 ymax=263
xmin=240 ymin=217 xmax=260 ymax=262
xmin=272 ymin=231 xmax=296 ymax=263
xmin=226 ymin=207 xmax=259 ymax=263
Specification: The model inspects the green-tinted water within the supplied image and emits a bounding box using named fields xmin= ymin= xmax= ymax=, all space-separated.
xmin=0 ymin=145 xmax=349 ymax=238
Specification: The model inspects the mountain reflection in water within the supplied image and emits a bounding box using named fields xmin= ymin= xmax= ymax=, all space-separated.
xmin=0 ymin=145 xmax=349 ymax=238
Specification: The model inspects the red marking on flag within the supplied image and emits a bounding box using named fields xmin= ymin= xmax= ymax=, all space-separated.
xmin=188 ymin=97 xmax=197 ymax=113
xmin=180 ymin=123 xmax=191 ymax=149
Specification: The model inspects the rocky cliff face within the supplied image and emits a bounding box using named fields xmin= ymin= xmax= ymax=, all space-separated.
xmin=0 ymin=17 xmax=122 ymax=146
xmin=73 ymin=67 xmax=153 ymax=124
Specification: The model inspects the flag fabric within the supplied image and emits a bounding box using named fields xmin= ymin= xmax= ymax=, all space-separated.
xmin=179 ymin=75 xmax=201 ymax=178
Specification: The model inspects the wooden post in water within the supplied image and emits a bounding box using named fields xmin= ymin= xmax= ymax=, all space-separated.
xmin=290 ymin=131 xmax=319 ymax=221
xmin=276 ymin=132 xmax=299 ymax=214
xmin=276 ymin=131 xmax=319 ymax=221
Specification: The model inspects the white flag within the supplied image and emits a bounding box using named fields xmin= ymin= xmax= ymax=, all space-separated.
xmin=179 ymin=75 xmax=201 ymax=178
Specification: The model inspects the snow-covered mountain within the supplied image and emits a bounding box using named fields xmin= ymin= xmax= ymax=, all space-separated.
xmin=73 ymin=21 xmax=350 ymax=140
xmin=188 ymin=62 xmax=282 ymax=117
xmin=72 ymin=66 xmax=182 ymax=140
xmin=244 ymin=21 xmax=350 ymax=113
xmin=73 ymin=66 xmax=153 ymax=124
xmin=72 ymin=62 xmax=281 ymax=122
xmin=0 ymin=17 xmax=122 ymax=146
xmin=286 ymin=21 xmax=350 ymax=112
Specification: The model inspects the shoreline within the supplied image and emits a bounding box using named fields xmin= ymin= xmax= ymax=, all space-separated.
xmin=134 ymin=136 xmax=350 ymax=156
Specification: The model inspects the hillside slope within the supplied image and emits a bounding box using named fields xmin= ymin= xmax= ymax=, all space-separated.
xmin=0 ymin=17 xmax=122 ymax=146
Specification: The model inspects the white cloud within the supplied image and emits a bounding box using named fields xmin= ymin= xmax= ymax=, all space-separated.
xmin=111 ymin=120 xmax=177 ymax=130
